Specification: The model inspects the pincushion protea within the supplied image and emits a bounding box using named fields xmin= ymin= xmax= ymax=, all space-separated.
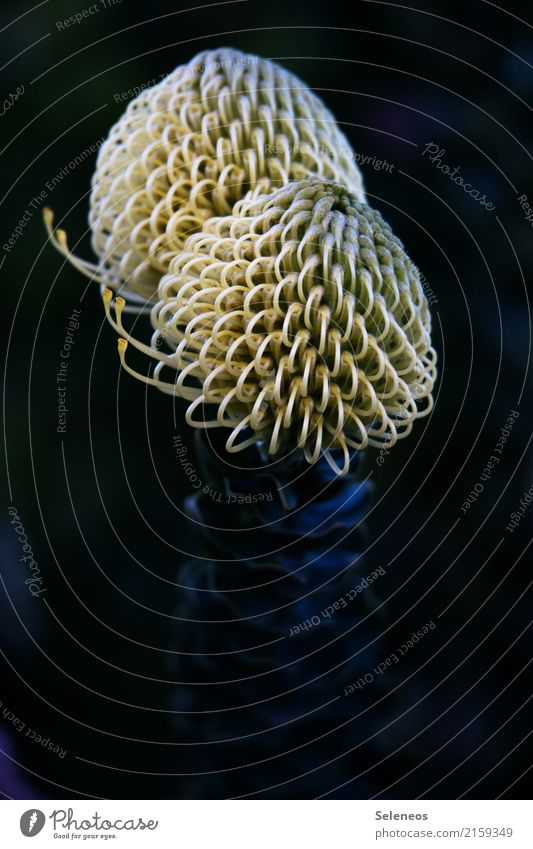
xmin=44 ymin=48 xmax=364 ymax=301
xmin=36 ymin=49 xmax=442 ymax=799
xmin=108 ymin=179 xmax=436 ymax=475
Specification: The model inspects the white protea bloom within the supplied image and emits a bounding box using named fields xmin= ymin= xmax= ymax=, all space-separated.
xmin=45 ymin=48 xmax=364 ymax=302
xmin=107 ymin=180 xmax=436 ymax=475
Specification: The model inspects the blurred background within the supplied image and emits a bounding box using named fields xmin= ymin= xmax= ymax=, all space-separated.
xmin=1 ymin=0 xmax=532 ymax=799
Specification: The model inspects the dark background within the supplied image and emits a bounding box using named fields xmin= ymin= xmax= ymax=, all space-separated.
xmin=1 ymin=0 xmax=532 ymax=799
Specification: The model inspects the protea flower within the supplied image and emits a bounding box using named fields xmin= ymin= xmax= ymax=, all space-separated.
xmin=44 ymin=48 xmax=364 ymax=301
xmin=40 ymin=52 xmax=440 ymax=799
xmin=108 ymin=179 xmax=436 ymax=475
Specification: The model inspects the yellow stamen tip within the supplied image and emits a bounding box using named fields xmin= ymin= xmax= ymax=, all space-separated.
xmin=55 ymin=229 xmax=68 ymax=249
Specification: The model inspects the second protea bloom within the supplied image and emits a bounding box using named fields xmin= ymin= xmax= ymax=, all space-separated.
xmin=110 ymin=179 xmax=436 ymax=474
xmin=45 ymin=48 xmax=364 ymax=302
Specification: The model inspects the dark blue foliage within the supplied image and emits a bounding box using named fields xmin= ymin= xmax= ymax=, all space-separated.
xmin=169 ymin=433 xmax=390 ymax=798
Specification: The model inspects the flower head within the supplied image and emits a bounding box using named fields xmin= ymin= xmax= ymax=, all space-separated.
xmin=110 ymin=179 xmax=436 ymax=474
xmin=45 ymin=48 xmax=364 ymax=301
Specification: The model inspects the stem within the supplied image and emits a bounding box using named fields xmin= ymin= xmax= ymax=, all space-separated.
xmin=169 ymin=432 xmax=386 ymax=798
